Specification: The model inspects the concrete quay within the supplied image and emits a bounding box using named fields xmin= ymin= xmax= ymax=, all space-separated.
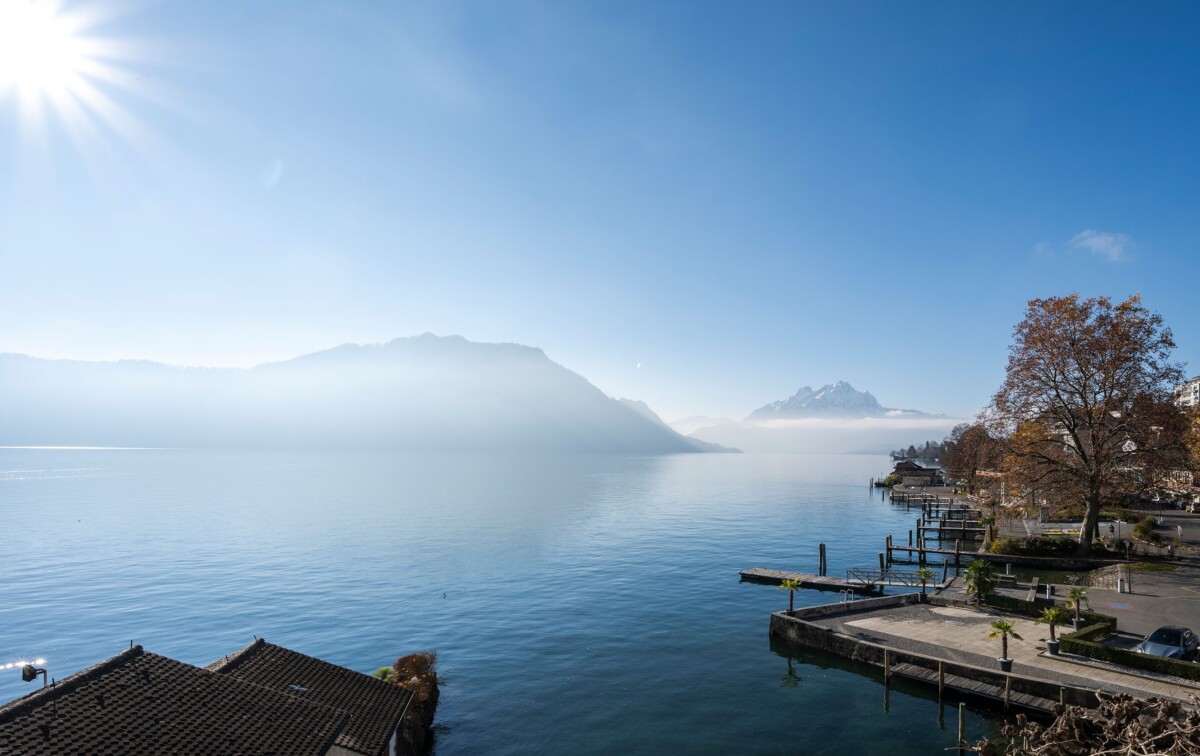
xmin=770 ymin=594 xmax=1200 ymax=714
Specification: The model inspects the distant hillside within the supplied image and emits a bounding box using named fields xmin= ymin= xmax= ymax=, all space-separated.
xmin=0 ymin=334 xmax=738 ymax=454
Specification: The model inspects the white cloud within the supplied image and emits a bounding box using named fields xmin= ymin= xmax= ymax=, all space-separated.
xmin=1067 ymin=229 xmax=1132 ymax=262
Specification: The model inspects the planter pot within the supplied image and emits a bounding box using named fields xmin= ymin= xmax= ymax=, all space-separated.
xmin=1072 ymin=619 xmax=1087 ymax=632
xmin=1046 ymin=639 xmax=1060 ymax=656
xmin=919 ymin=590 xmax=928 ymax=603
xmin=997 ymin=658 xmax=1013 ymax=672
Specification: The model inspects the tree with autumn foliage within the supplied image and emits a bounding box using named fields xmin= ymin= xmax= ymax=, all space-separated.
xmin=987 ymin=294 xmax=1190 ymax=556
xmin=942 ymin=422 xmax=1003 ymax=494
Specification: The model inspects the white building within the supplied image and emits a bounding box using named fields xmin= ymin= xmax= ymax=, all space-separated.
xmin=1175 ymin=376 xmax=1200 ymax=408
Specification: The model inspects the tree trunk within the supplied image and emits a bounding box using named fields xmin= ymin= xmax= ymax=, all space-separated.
xmin=1001 ymin=635 xmax=1008 ymax=659
xmin=1077 ymin=493 xmax=1102 ymax=557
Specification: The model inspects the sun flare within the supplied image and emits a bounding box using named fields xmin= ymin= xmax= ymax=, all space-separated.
xmin=0 ymin=0 xmax=87 ymax=95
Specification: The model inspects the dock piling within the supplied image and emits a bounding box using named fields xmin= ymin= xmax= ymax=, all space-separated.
xmin=957 ymin=702 xmax=965 ymax=750
xmin=818 ymin=543 xmax=826 ymax=577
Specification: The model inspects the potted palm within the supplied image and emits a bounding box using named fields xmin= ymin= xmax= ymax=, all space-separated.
xmin=989 ymin=619 xmax=1022 ymax=672
xmin=915 ymin=567 xmax=935 ymax=602
xmin=963 ymin=559 xmax=997 ymax=605
xmin=777 ymin=578 xmax=801 ymax=615
xmin=1066 ymin=587 xmax=1090 ymax=631
xmin=1036 ymin=607 xmax=1069 ymax=655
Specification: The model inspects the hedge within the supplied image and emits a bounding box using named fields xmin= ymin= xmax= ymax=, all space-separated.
xmin=982 ymin=594 xmax=1117 ymax=631
xmin=1059 ymin=624 xmax=1200 ymax=682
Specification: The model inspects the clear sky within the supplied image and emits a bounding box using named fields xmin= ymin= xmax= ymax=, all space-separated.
xmin=2 ymin=0 xmax=1199 ymax=422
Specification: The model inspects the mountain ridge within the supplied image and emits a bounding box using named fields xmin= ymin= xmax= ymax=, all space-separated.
xmin=0 ymin=335 xmax=738 ymax=454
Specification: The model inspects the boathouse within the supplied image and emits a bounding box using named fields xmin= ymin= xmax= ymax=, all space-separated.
xmin=892 ymin=460 xmax=943 ymax=487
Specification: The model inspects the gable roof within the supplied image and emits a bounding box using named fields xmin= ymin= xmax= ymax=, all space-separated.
xmin=0 ymin=646 xmax=347 ymax=756
xmin=209 ymin=639 xmax=413 ymax=756
xmin=893 ymin=460 xmax=934 ymax=473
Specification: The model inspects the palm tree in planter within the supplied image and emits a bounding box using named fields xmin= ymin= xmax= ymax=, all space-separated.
xmin=777 ymin=578 xmax=802 ymax=614
xmin=1066 ymin=587 xmax=1090 ymax=631
xmin=989 ymin=619 xmax=1023 ymax=672
xmin=1035 ymin=607 xmax=1069 ymax=655
xmin=963 ymin=559 xmax=997 ymax=605
xmin=915 ymin=567 xmax=935 ymax=601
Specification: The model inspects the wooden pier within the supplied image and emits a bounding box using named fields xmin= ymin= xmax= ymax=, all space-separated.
xmin=740 ymin=567 xmax=938 ymax=594
xmin=887 ymin=662 xmax=1059 ymax=715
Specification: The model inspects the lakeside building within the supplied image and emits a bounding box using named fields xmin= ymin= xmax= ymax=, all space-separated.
xmin=1175 ymin=376 xmax=1200 ymax=408
xmin=0 ymin=641 xmax=413 ymax=756
xmin=891 ymin=460 xmax=944 ymax=487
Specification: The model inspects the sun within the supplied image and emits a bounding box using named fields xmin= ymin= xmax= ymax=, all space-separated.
xmin=0 ymin=0 xmax=88 ymax=96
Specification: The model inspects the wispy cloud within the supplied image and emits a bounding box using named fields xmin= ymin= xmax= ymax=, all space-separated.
xmin=1066 ymin=229 xmax=1132 ymax=262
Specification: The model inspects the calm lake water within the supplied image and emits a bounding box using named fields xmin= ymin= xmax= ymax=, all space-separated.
xmin=0 ymin=449 xmax=999 ymax=753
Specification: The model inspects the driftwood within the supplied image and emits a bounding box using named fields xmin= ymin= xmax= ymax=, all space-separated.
xmin=972 ymin=691 xmax=1200 ymax=755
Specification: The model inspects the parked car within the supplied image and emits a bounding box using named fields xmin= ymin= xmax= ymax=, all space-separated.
xmin=1135 ymin=626 xmax=1199 ymax=661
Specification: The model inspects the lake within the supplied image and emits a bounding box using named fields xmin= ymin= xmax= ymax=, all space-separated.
xmin=0 ymin=449 xmax=999 ymax=753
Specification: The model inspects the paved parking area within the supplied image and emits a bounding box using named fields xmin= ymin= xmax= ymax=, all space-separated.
xmin=809 ymin=603 xmax=1200 ymax=702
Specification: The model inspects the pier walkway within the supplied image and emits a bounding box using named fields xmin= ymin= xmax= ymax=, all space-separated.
xmin=740 ymin=567 xmax=945 ymax=594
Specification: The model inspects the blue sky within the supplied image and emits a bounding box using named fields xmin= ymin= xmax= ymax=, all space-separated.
xmin=2 ymin=0 xmax=1199 ymax=422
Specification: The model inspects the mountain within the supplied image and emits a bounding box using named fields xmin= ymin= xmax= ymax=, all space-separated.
xmin=684 ymin=381 xmax=956 ymax=453
xmin=745 ymin=381 xmax=939 ymax=421
xmin=0 ymin=334 xmax=737 ymax=454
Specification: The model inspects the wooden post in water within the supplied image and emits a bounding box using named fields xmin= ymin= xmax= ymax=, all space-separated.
xmin=878 ymin=552 xmax=886 ymax=573
xmin=942 ymin=561 xmax=949 ymax=583
xmin=1004 ymin=676 xmax=1011 ymax=710
xmin=938 ymin=661 xmax=944 ymax=700
xmin=883 ymin=649 xmax=890 ymax=680
xmin=955 ymin=539 xmax=961 ymax=569
xmin=819 ymin=543 xmax=826 ymax=577
xmin=957 ymin=702 xmax=966 ymax=749
xmin=1060 ymin=687 xmax=1065 ymax=707
xmin=908 ymin=529 xmax=913 ymax=546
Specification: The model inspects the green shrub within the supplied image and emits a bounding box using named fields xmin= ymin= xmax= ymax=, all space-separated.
xmin=881 ymin=474 xmax=901 ymax=487
xmin=983 ymin=595 xmax=1117 ymax=630
xmin=1133 ymin=517 xmax=1162 ymax=543
xmin=1059 ymin=631 xmax=1200 ymax=682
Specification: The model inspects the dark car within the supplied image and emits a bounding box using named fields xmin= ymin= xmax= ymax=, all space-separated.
xmin=1135 ymin=626 xmax=1199 ymax=661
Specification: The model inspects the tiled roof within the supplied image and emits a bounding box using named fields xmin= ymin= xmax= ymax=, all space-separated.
xmin=0 ymin=646 xmax=347 ymax=756
xmin=210 ymin=640 xmax=413 ymax=756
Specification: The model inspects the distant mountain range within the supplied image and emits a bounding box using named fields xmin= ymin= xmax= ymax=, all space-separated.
xmin=745 ymin=380 xmax=941 ymax=421
xmin=672 ymin=381 xmax=955 ymax=453
xmin=0 ymin=334 xmax=736 ymax=454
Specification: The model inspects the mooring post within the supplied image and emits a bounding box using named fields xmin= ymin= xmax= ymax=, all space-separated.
xmin=955 ymin=539 xmax=961 ymax=569
xmin=878 ymin=552 xmax=886 ymax=572
xmin=1059 ymin=687 xmax=1065 ymax=707
xmin=942 ymin=561 xmax=949 ymax=583
xmin=883 ymin=649 xmax=890 ymax=679
xmin=938 ymin=661 xmax=944 ymax=700
xmin=819 ymin=543 xmax=826 ymax=577
xmin=908 ymin=529 xmax=913 ymax=546
xmin=957 ymin=702 xmax=965 ymax=749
